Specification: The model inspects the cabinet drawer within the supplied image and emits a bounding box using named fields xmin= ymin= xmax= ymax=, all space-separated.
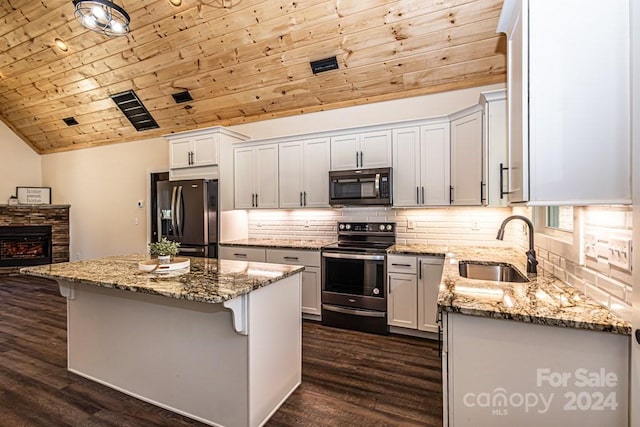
xmin=387 ymin=255 xmax=417 ymax=274
xmin=266 ymin=248 xmax=320 ymax=267
xmin=219 ymin=246 xmax=266 ymax=262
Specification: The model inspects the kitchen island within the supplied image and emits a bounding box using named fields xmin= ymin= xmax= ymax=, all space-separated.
xmin=22 ymin=254 xmax=304 ymax=427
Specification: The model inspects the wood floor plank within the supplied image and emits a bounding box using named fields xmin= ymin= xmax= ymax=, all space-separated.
xmin=0 ymin=274 xmax=443 ymax=426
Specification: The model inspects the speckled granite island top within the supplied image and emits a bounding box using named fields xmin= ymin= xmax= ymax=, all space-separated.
xmin=220 ymin=238 xmax=334 ymax=250
xmin=389 ymin=244 xmax=631 ymax=335
xmin=21 ymin=254 xmax=304 ymax=304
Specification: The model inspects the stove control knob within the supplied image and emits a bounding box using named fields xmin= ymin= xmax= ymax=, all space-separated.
xmin=386 ymin=224 xmax=393 ymax=231
xmin=345 ymin=224 xmax=351 ymax=230
xmin=379 ymin=224 xmax=385 ymax=231
xmin=339 ymin=224 xmax=344 ymax=230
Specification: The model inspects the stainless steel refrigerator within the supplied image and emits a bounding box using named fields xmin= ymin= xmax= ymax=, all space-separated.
xmin=156 ymin=179 xmax=218 ymax=258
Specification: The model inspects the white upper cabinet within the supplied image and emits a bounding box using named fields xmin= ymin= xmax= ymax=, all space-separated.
xmin=166 ymin=127 xmax=248 ymax=181
xmin=421 ymin=122 xmax=451 ymax=206
xmin=498 ymin=0 xmax=631 ymax=205
xmin=449 ymin=106 xmax=483 ymax=206
xmin=330 ymin=130 xmax=392 ymax=170
xmin=234 ymin=144 xmax=279 ymax=209
xmin=479 ymin=90 xmax=508 ymax=207
xmin=279 ymin=138 xmax=330 ymax=208
xmin=393 ymin=121 xmax=450 ymax=207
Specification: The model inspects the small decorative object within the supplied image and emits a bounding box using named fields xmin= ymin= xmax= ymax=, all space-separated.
xmin=8 ymin=196 xmax=18 ymax=206
xmin=138 ymin=257 xmax=190 ymax=273
xmin=16 ymin=187 xmax=51 ymax=205
xmin=148 ymin=237 xmax=180 ymax=265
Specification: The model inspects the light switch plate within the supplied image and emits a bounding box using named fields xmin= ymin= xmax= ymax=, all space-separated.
xmin=608 ymin=238 xmax=632 ymax=271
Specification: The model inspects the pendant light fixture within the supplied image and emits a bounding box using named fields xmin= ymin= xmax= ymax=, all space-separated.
xmin=73 ymin=0 xmax=130 ymax=37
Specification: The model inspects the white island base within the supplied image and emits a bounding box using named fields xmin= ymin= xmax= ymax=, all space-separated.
xmin=56 ymin=274 xmax=301 ymax=427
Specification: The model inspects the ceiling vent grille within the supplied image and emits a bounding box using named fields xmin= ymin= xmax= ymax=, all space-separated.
xmin=62 ymin=117 xmax=79 ymax=126
xmin=110 ymin=90 xmax=159 ymax=131
xmin=172 ymin=91 xmax=193 ymax=103
xmin=310 ymin=56 xmax=339 ymax=74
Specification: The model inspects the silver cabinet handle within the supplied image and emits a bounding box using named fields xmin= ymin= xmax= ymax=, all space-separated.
xmin=391 ymin=263 xmax=412 ymax=267
xmin=284 ymin=256 xmax=299 ymax=261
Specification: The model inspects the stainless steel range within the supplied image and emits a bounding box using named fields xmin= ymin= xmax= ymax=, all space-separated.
xmin=321 ymin=221 xmax=396 ymax=335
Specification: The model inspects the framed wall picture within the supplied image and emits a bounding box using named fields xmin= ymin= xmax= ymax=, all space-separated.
xmin=16 ymin=187 xmax=52 ymax=205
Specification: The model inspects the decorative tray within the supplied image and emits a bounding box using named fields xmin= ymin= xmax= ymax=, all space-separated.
xmin=138 ymin=257 xmax=190 ymax=273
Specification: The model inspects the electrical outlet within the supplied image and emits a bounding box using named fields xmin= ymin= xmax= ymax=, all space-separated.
xmin=584 ymin=233 xmax=597 ymax=258
xmin=304 ymin=220 xmax=310 ymax=228
xmin=608 ymin=238 xmax=632 ymax=271
xmin=472 ymin=221 xmax=479 ymax=230
xmin=407 ymin=219 xmax=415 ymax=230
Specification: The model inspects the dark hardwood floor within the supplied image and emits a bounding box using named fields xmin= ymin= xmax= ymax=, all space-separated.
xmin=0 ymin=274 xmax=442 ymax=426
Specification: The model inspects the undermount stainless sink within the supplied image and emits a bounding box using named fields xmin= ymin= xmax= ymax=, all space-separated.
xmin=458 ymin=261 xmax=529 ymax=283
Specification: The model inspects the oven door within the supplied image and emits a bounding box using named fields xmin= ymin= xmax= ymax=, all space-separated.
xmin=321 ymin=252 xmax=386 ymax=311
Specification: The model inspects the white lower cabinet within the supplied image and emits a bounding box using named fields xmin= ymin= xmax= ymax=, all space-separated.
xmin=266 ymin=249 xmax=322 ymax=318
xmin=219 ymin=246 xmax=322 ymax=318
xmin=387 ymin=254 xmax=444 ymax=332
xmin=218 ymin=246 xmax=266 ymax=262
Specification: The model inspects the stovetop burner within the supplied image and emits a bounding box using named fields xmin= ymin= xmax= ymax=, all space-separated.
xmin=323 ymin=221 xmax=396 ymax=253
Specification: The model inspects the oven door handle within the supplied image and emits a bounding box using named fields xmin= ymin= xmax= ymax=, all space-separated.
xmin=322 ymin=252 xmax=385 ymax=261
xmin=322 ymin=304 xmax=386 ymax=318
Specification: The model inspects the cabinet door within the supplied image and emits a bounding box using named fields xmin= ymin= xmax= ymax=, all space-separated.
xmin=234 ymin=147 xmax=255 ymax=209
xmin=191 ymin=133 xmax=218 ymax=166
xmin=302 ymin=138 xmax=330 ymax=207
xmin=420 ymin=123 xmax=450 ymax=206
xmin=255 ymin=144 xmax=279 ymax=209
xmin=330 ymin=134 xmax=359 ymax=170
xmin=301 ymin=267 xmax=321 ymax=316
xmin=169 ymin=137 xmax=192 ymax=169
xmin=279 ymin=142 xmax=304 ymax=208
xmin=359 ymin=130 xmax=392 ymax=169
xmin=387 ymin=273 xmax=417 ymax=329
xmin=482 ymin=92 xmax=508 ymax=207
xmin=417 ymin=257 xmax=444 ymax=332
xmin=392 ymin=127 xmax=421 ymax=207
xmin=450 ymin=110 xmax=483 ymax=206
xmin=504 ymin=0 xmax=528 ymax=203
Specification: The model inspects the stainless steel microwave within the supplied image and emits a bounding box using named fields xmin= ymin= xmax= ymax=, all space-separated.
xmin=329 ymin=167 xmax=392 ymax=206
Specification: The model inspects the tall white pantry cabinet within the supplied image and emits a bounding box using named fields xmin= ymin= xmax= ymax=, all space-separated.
xmin=498 ymin=0 xmax=631 ymax=205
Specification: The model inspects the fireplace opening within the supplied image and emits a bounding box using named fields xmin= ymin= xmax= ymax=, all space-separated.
xmin=0 ymin=226 xmax=53 ymax=267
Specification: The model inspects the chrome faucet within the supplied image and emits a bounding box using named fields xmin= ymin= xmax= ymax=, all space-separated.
xmin=496 ymin=215 xmax=538 ymax=275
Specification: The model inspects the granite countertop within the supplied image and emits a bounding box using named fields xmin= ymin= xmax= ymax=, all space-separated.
xmin=220 ymin=238 xmax=334 ymax=250
xmin=21 ymin=254 xmax=304 ymax=304
xmin=388 ymin=244 xmax=631 ymax=335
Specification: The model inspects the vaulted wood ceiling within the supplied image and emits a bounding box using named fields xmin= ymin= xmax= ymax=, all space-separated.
xmin=0 ymin=0 xmax=506 ymax=154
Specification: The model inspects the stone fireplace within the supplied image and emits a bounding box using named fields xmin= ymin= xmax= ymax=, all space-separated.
xmin=0 ymin=205 xmax=69 ymax=272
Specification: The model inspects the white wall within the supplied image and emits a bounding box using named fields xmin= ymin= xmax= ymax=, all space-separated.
xmin=0 ymin=121 xmax=42 ymax=201
xmin=41 ymin=138 xmax=168 ymax=260
xmin=230 ymin=84 xmax=505 ymax=140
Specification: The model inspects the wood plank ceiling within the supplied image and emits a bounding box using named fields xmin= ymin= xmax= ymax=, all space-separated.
xmin=0 ymin=0 xmax=506 ymax=154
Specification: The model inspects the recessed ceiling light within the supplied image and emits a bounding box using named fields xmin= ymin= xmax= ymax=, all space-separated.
xmin=169 ymin=0 xmax=182 ymax=6
xmin=54 ymin=38 xmax=68 ymax=52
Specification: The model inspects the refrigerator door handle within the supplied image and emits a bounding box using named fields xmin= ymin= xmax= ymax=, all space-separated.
xmin=176 ymin=186 xmax=183 ymax=238
xmin=170 ymin=186 xmax=178 ymax=238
